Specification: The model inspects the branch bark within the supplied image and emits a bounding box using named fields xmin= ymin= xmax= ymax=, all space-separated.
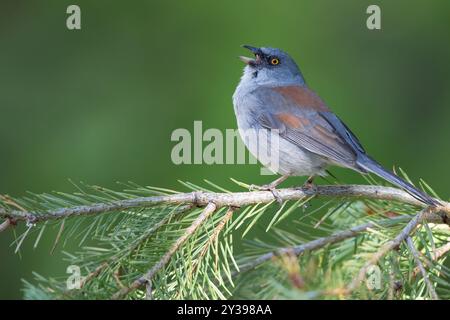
xmin=1 ymin=184 xmax=449 ymax=223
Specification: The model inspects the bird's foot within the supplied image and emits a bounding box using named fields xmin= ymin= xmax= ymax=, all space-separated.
xmin=295 ymin=176 xmax=317 ymax=193
xmin=249 ymin=183 xmax=284 ymax=205
xmin=302 ymin=181 xmax=317 ymax=192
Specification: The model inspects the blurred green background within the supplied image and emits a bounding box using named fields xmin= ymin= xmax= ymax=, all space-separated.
xmin=0 ymin=0 xmax=449 ymax=299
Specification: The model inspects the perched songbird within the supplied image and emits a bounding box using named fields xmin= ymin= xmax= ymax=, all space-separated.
xmin=233 ymin=45 xmax=438 ymax=206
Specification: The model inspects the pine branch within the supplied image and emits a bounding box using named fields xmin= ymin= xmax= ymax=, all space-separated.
xmin=346 ymin=206 xmax=435 ymax=293
xmin=1 ymin=185 xmax=449 ymax=224
xmin=3 ymin=178 xmax=448 ymax=300
xmin=233 ymin=212 xmax=446 ymax=277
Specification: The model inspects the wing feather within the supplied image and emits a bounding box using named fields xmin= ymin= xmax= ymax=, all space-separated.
xmin=254 ymin=86 xmax=363 ymax=169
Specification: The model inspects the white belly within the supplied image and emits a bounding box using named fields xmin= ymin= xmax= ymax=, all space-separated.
xmin=238 ymin=127 xmax=328 ymax=177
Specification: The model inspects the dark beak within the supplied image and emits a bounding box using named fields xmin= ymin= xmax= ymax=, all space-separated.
xmin=242 ymin=45 xmax=261 ymax=54
xmin=239 ymin=45 xmax=262 ymax=66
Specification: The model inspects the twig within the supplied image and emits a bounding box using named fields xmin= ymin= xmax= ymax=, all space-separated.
xmin=406 ymin=237 xmax=439 ymax=300
xmin=276 ymin=250 xmax=305 ymax=289
xmin=419 ymin=241 xmax=450 ymax=279
xmin=432 ymin=242 xmax=450 ymax=261
xmin=0 ymin=194 xmax=25 ymax=233
xmin=50 ymin=219 xmax=65 ymax=255
xmin=1 ymin=185 xmax=449 ymax=223
xmin=411 ymin=241 xmax=450 ymax=279
xmin=79 ymin=204 xmax=192 ymax=289
xmin=145 ymin=282 xmax=152 ymax=300
xmin=431 ymin=242 xmax=450 ymax=261
xmin=388 ymin=270 xmax=395 ymax=300
xmin=191 ymin=206 xmax=236 ymax=274
xmin=0 ymin=219 xmax=11 ymax=233
xmin=433 ymin=242 xmax=450 ymax=261
xmin=346 ymin=207 xmax=435 ymax=293
xmin=113 ymin=268 xmax=126 ymax=289
xmin=234 ymin=214 xmax=430 ymax=277
xmin=387 ymin=252 xmax=402 ymax=300
xmin=112 ymin=202 xmax=217 ymax=299
xmin=0 ymin=194 xmax=27 ymax=211
xmin=233 ymin=206 xmax=446 ymax=298
xmin=80 ymin=262 xmax=109 ymax=288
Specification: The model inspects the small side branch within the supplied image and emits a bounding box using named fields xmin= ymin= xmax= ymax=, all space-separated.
xmin=79 ymin=263 xmax=108 ymax=288
xmin=233 ymin=207 xmax=446 ymax=297
xmin=430 ymin=242 xmax=450 ymax=261
xmin=79 ymin=204 xmax=193 ymax=289
xmin=234 ymin=214 xmax=422 ymax=277
xmin=410 ymin=242 xmax=450 ymax=279
xmin=346 ymin=207 xmax=434 ymax=293
xmin=0 ymin=219 xmax=11 ymax=233
xmin=406 ymin=237 xmax=439 ymax=300
xmin=112 ymin=202 xmax=217 ymax=299
xmin=192 ymin=206 xmax=236 ymax=273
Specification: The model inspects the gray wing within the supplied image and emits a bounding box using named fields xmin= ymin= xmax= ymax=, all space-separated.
xmin=253 ymin=86 xmax=366 ymax=171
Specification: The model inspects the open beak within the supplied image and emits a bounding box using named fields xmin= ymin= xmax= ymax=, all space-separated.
xmin=239 ymin=45 xmax=262 ymax=66
xmin=238 ymin=56 xmax=256 ymax=65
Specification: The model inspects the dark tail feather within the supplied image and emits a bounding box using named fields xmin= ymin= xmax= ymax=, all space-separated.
xmin=357 ymin=155 xmax=440 ymax=206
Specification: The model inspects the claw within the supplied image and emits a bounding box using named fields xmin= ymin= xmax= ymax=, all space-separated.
xmin=269 ymin=188 xmax=284 ymax=205
xmin=248 ymin=175 xmax=290 ymax=205
xmin=296 ymin=175 xmax=317 ymax=192
xmin=248 ymin=184 xmax=284 ymax=205
xmin=302 ymin=181 xmax=317 ymax=192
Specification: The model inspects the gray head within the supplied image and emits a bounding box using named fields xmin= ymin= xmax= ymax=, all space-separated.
xmin=238 ymin=45 xmax=306 ymax=87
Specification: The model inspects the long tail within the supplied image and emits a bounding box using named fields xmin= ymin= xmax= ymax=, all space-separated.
xmin=356 ymin=155 xmax=440 ymax=206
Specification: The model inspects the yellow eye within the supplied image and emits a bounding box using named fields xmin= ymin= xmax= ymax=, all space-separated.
xmin=270 ymin=58 xmax=279 ymax=65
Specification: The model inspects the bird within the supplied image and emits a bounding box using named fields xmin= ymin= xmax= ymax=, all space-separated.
xmin=232 ymin=45 xmax=439 ymax=206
